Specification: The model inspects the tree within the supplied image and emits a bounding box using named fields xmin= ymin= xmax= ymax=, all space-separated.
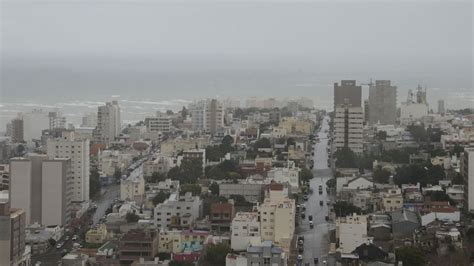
xmin=326 ymin=178 xmax=336 ymax=188
xmin=254 ymin=138 xmax=271 ymax=151
xmin=209 ymin=182 xmax=219 ymax=196
xmin=200 ymin=243 xmax=231 ymax=266
xmin=126 ymin=212 xmax=139 ymax=223
xmin=377 ymin=130 xmax=387 ymax=141
xmin=113 ymin=168 xmax=122 ymax=181
xmin=373 ymin=167 xmax=391 ymax=184
xmin=452 ymin=144 xmax=464 ymax=157
xmin=230 ymin=195 xmax=254 ymax=207
xmin=395 ymin=246 xmax=426 ymax=266
xmin=334 ymin=147 xmax=358 ymax=168
xmin=15 ymin=144 xmax=25 ymax=155
xmin=181 ymin=106 xmax=188 ymax=119
xmin=299 ymin=167 xmax=313 ymax=183
xmin=333 ymin=201 xmax=362 ymax=217
xmin=180 ymin=184 xmax=201 ymax=196
xmin=167 ymin=158 xmax=203 ymax=184
xmin=393 ymin=164 xmax=444 ymax=186
xmin=222 ymin=135 xmax=234 ymax=147
xmin=425 ymin=191 xmax=456 ymax=206
xmin=149 ymin=172 xmax=167 ymax=183
xmin=407 ymin=124 xmax=428 ymax=142
xmin=169 ymin=261 xmax=194 ymax=266
xmin=152 ymin=191 xmax=170 ymax=206
xmin=158 ymin=252 xmax=171 ymax=261
xmin=48 ymin=238 xmax=57 ymax=247
xmin=90 ymin=169 xmax=101 ymax=198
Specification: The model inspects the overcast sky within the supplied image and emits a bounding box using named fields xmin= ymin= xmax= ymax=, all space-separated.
xmin=0 ymin=0 xmax=472 ymax=108
xmin=2 ymin=1 xmax=472 ymax=58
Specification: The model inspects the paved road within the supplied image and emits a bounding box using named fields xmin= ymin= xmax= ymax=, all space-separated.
xmin=297 ymin=116 xmax=335 ymax=265
xmin=92 ymin=183 xmax=120 ymax=225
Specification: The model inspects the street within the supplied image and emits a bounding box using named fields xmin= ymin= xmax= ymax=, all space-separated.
xmin=92 ymin=183 xmax=120 ymax=225
xmin=297 ymin=116 xmax=335 ymax=265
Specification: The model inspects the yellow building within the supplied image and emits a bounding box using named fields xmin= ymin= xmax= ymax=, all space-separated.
xmin=158 ymin=230 xmax=182 ymax=253
xmin=382 ymin=187 xmax=404 ymax=212
xmin=259 ymin=185 xmax=295 ymax=250
xmin=85 ymin=224 xmax=108 ymax=244
xmin=279 ymin=117 xmax=312 ymax=135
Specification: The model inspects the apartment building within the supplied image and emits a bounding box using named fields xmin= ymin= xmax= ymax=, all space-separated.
xmin=81 ymin=112 xmax=98 ymax=128
xmin=334 ymin=80 xmax=362 ymax=108
xmin=219 ymin=182 xmax=264 ymax=202
xmin=461 ymin=148 xmax=474 ymax=213
xmin=0 ymin=191 xmax=28 ymax=266
xmin=190 ymin=99 xmax=224 ymax=135
xmin=119 ymin=229 xmax=159 ymax=265
xmin=121 ymin=175 xmax=145 ymax=202
xmin=10 ymin=154 xmax=72 ymax=226
xmin=145 ymin=112 xmax=172 ymax=134
xmin=259 ymin=186 xmax=295 ymax=249
xmin=246 ymin=241 xmax=287 ymax=266
xmin=266 ymin=165 xmax=300 ymax=191
xmin=336 ymin=213 xmax=371 ymax=254
xmin=85 ymin=224 xmax=108 ymax=244
xmin=93 ymin=101 xmax=121 ymax=144
xmin=10 ymin=118 xmax=24 ymax=143
xmin=46 ymin=131 xmax=90 ymax=202
xmin=143 ymin=155 xmax=179 ymax=177
xmin=210 ymin=202 xmax=235 ymax=232
xmin=48 ymin=111 xmax=67 ymax=130
xmin=279 ymin=117 xmax=312 ymax=135
xmin=368 ymin=80 xmax=397 ymax=125
xmin=182 ymin=149 xmax=206 ymax=170
xmin=333 ymin=106 xmax=364 ymax=154
xmin=231 ymin=212 xmax=261 ymax=251
xmin=382 ymin=187 xmax=404 ymax=212
xmin=154 ymin=192 xmax=202 ymax=230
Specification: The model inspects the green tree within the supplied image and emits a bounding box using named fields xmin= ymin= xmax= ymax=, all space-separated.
xmin=125 ymin=212 xmax=140 ymax=223
xmin=299 ymin=167 xmax=313 ymax=183
xmin=168 ymin=158 xmax=203 ymax=184
xmin=209 ymin=182 xmax=219 ymax=196
xmin=333 ymin=201 xmax=362 ymax=217
xmin=254 ymin=138 xmax=272 ymax=151
xmin=326 ymin=178 xmax=336 ymax=188
xmin=373 ymin=167 xmax=391 ymax=184
xmin=407 ymin=124 xmax=428 ymax=142
xmin=395 ymin=246 xmax=426 ymax=266
xmin=200 ymin=243 xmax=231 ymax=266
xmin=181 ymin=106 xmax=188 ymax=119
xmin=113 ymin=168 xmax=122 ymax=181
xmin=180 ymin=184 xmax=202 ymax=196
xmin=425 ymin=191 xmax=456 ymax=206
xmin=158 ymin=252 xmax=171 ymax=261
xmin=89 ymin=169 xmax=101 ymax=198
xmin=152 ymin=191 xmax=170 ymax=206
xmin=148 ymin=172 xmax=167 ymax=183
xmin=334 ymin=147 xmax=358 ymax=168
xmin=452 ymin=144 xmax=464 ymax=157
xmin=222 ymin=135 xmax=234 ymax=147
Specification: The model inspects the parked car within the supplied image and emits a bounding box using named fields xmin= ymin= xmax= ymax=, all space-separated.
xmin=314 ymin=258 xmax=319 ymax=264
xmin=309 ymin=221 xmax=314 ymax=228
xmin=308 ymin=215 xmax=313 ymax=221
xmin=297 ymin=255 xmax=303 ymax=261
xmin=72 ymin=235 xmax=78 ymax=241
xmin=319 ymin=200 xmax=324 ymax=206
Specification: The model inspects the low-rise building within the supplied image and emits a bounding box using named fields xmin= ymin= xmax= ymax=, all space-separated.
xmin=154 ymin=192 xmax=202 ymax=230
xmin=246 ymin=241 xmax=287 ymax=266
xmin=172 ymin=230 xmax=209 ymax=263
xmin=336 ymin=213 xmax=371 ymax=254
xmin=219 ymin=182 xmax=264 ymax=202
xmin=266 ymin=164 xmax=300 ymax=192
xmin=231 ymin=212 xmax=261 ymax=251
xmin=389 ymin=209 xmax=420 ymax=239
xmin=119 ymin=229 xmax=159 ymax=265
xmin=382 ymin=187 xmax=403 ymax=212
xmin=121 ymin=175 xmax=145 ymax=202
xmin=210 ymin=202 xmax=235 ymax=233
xmin=86 ymin=224 xmax=108 ymax=244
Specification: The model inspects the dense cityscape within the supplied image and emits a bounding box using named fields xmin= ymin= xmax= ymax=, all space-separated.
xmin=1 ymin=80 xmax=474 ymax=266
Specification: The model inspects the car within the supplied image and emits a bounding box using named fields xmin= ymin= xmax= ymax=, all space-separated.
xmin=297 ymin=255 xmax=303 ymax=261
xmin=309 ymin=221 xmax=314 ymax=228
xmin=301 ymin=213 xmax=306 ymax=219
xmin=298 ymin=246 xmax=304 ymax=253
xmin=311 ymin=152 xmax=314 ymax=156
xmin=308 ymin=215 xmax=313 ymax=221
xmin=314 ymin=258 xmax=319 ymax=264
xmin=298 ymin=235 xmax=304 ymax=241
xmin=303 ymin=195 xmax=309 ymax=201
xmin=326 ymin=200 xmax=331 ymax=206
xmin=72 ymin=235 xmax=78 ymax=241
xmin=325 ymin=215 xmax=329 ymax=221
xmin=320 ymin=200 xmax=324 ymax=206
xmin=298 ymin=239 xmax=304 ymax=246
xmin=56 ymin=242 xmax=63 ymax=249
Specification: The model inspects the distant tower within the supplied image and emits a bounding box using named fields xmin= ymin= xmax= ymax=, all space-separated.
xmin=438 ymin=100 xmax=445 ymax=115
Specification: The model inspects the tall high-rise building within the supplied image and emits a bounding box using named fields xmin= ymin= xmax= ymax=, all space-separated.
xmin=461 ymin=148 xmax=474 ymax=213
xmin=363 ymin=100 xmax=370 ymax=123
xmin=144 ymin=112 xmax=172 ymax=134
xmin=333 ymin=80 xmax=364 ymax=154
xmin=368 ymin=80 xmax=397 ymax=125
xmin=438 ymin=100 xmax=445 ymax=115
xmin=93 ymin=101 xmax=121 ymax=144
xmin=10 ymin=118 xmax=24 ymax=143
xmin=81 ymin=112 xmax=98 ymax=128
xmin=190 ymin=99 xmax=224 ymax=136
xmin=10 ymin=154 xmax=72 ymax=226
xmin=47 ymin=132 xmax=90 ymax=202
xmin=49 ymin=111 xmax=67 ymax=130
xmin=334 ymin=80 xmax=362 ymax=108
xmin=0 ymin=191 xmax=27 ymax=266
